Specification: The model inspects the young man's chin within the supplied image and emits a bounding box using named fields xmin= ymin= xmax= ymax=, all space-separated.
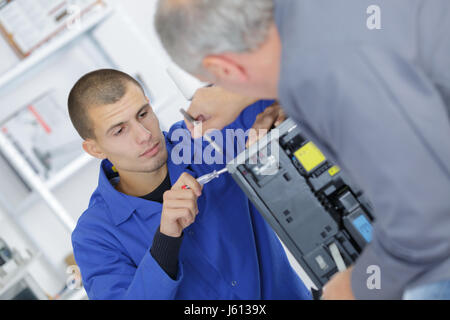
xmin=142 ymin=151 xmax=168 ymax=172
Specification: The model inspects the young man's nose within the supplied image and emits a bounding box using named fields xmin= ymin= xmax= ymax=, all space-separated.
xmin=134 ymin=122 xmax=152 ymax=144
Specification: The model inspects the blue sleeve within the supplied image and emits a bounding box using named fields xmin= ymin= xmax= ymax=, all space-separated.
xmin=71 ymin=214 xmax=184 ymax=300
xmin=167 ymin=100 xmax=275 ymax=170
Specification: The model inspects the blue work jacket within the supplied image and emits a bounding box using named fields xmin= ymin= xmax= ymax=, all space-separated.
xmin=71 ymin=100 xmax=312 ymax=300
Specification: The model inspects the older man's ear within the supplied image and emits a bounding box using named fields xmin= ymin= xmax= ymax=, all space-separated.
xmin=202 ymin=54 xmax=249 ymax=85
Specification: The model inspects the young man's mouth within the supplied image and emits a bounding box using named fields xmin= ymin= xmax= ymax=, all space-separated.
xmin=140 ymin=142 xmax=160 ymax=158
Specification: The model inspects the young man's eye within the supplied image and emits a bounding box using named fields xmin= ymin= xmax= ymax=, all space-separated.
xmin=139 ymin=112 xmax=148 ymax=118
xmin=114 ymin=128 xmax=123 ymax=136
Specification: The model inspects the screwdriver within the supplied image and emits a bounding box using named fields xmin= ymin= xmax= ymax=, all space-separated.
xmin=182 ymin=168 xmax=229 ymax=190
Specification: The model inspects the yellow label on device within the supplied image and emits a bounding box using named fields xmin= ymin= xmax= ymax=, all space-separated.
xmin=328 ymin=165 xmax=341 ymax=176
xmin=294 ymin=142 xmax=326 ymax=172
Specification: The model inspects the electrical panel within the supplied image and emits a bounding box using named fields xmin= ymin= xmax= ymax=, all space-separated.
xmin=227 ymin=119 xmax=374 ymax=291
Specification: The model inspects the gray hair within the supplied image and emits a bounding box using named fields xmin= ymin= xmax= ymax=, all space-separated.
xmin=155 ymin=0 xmax=274 ymax=76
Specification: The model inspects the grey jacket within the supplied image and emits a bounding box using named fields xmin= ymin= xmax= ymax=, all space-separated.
xmin=274 ymin=0 xmax=450 ymax=299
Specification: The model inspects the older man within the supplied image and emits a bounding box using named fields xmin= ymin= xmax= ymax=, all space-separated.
xmin=155 ymin=0 xmax=450 ymax=299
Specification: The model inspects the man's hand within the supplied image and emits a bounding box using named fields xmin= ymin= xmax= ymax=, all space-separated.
xmin=160 ymin=173 xmax=203 ymax=238
xmin=186 ymin=86 xmax=258 ymax=138
xmin=321 ymin=266 xmax=356 ymax=300
xmin=246 ymin=102 xmax=286 ymax=148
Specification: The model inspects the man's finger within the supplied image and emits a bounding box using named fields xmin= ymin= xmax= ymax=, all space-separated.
xmin=274 ymin=109 xmax=287 ymax=127
xmin=173 ymin=173 xmax=203 ymax=196
xmin=188 ymin=118 xmax=225 ymax=139
xmin=164 ymin=190 xmax=198 ymax=203
xmin=246 ymin=128 xmax=260 ymax=148
xmin=254 ymin=106 xmax=280 ymax=129
xmin=185 ymin=119 xmax=194 ymax=133
xmin=164 ymin=199 xmax=199 ymax=216
xmin=246 ymin=106 xmax=281 ymax=148
xmin=169 ymin=208 xmax=196 ymax=228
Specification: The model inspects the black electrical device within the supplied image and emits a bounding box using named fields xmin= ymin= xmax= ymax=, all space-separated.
xmin=226 ymin=119 xmax=374 ymax=294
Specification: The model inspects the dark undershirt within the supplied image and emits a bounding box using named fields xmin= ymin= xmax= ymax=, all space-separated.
xmin=142 ymin=172 xmax=183 ymax=280
xmin=140 ymin=171 xmax=171 ymax=203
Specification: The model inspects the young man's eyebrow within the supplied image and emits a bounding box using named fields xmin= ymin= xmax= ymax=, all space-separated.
xmin=106 ymin=122 xmax=125 ymax=135
xmin=136 ymin=103 xmax=150 ymax=117
xmin=106 ymin=103 xmax=151 ymax=135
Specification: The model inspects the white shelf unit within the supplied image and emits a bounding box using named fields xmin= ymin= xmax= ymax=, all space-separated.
xmin=0 ymin=4 xmax=114 ymax=90
xmin=0 ymin=0 xmax=156 ymax=300
xmin=0 ymin=0 xmax=196 ymax=300
xmin=14 ymin=153 xmax=95 ymax=216
xmin=0 ymin=252 xmax=42 ymax=297
xmin=0 ymin=132 xmax=78 ymax=231
xmin=0 ymin=1 xmax=115 ymax=299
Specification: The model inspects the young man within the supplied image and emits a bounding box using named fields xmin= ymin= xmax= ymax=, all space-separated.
xmin=68 ymin=69 xmax=311 ymax=300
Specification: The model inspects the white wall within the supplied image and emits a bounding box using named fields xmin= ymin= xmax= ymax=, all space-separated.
xmin=106 ymin=0 xmax=200 ymax=130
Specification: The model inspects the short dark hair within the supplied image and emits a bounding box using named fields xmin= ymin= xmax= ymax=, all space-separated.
xmin=68 ymin=69 xmax=144 ymax=140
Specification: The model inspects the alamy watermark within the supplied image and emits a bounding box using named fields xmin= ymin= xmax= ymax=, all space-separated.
xmin=367 ymin=5 xmax=382 ymax=30
xmin=169 ymin=126 xmax=280 ymax=175
xmin=66 ymin=265 xmax=82 ymax=290
xmin=367 ymin=265 xmax=381 ymax=290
